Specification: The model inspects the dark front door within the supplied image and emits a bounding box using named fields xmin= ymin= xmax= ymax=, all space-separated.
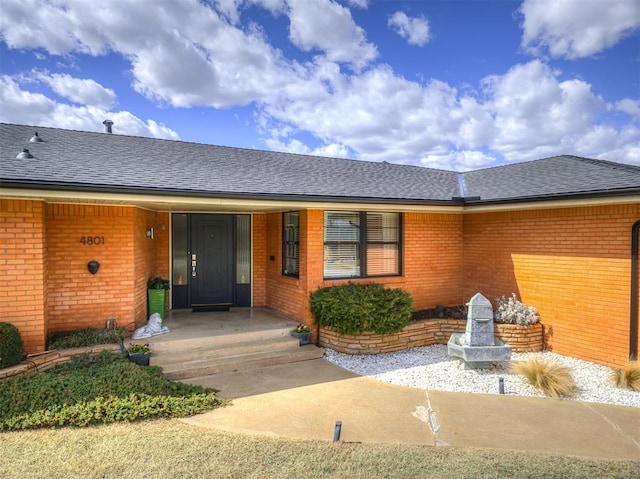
xmin=190 ymin=214 xmax=234 ymax=307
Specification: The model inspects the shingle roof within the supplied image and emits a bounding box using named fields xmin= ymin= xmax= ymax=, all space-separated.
xmin=463 ymin=155 xmax=640 ymax=203
xmin=0 ymin=123 xmax=458 ymax=203
xmin=1 ymin=123 xmax=639 ymax=205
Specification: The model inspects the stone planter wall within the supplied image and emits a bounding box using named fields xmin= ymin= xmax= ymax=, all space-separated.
xmin=319 ymin=319 xmax=544 ymax=355
xmin=494 ymin=322 xmax=544 ymax=353
xmin=0 ymin=344 xmax=121 ymax=381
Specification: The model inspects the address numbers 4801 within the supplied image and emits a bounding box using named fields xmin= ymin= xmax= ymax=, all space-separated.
xmin=80 ymin=236 xmax=105 ymax=245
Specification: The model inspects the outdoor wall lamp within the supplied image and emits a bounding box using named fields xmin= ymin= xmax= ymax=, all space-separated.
xmin=87 ymin=260 xmax=100 ymax=275
xmin=146 ymin=227 xmax=154 ymax=239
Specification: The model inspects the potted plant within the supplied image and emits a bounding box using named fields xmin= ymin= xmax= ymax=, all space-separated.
xmin=291 ymin=323 xmax=312 ymax=346
xmin=147 ymin=277 xmax=170 ymax=319
xmin=127 ymin=342 xmax=151 ymax=366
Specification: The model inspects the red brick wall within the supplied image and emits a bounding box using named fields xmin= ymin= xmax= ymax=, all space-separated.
xmin=46 ymin=204 xmax=136 ymax=334
xmin=463 ymin=203 xmax=639 ymax=367
xmin=262 ymin=210 xmax=464 ymax=340
xmin=264 ymin=212 xmax=309 ymax=320
xmin=133 ymin=208 xmax=166 ymax=327
xmin=253 ymin=214 xmax=267 ymax=307
xmin=0 ymin=199 xmax=48 ymax=353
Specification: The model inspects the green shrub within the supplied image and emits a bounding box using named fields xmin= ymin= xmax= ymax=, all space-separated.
xmin=1 ymin=393 xmax=218 ymax=430
xmin=47 ymin=327 xmax=127 ymax=350
xmin=0 ymin=351 xmax=223 ymax=431
xmin=0 ymin=322 xmax=24 ymax=368
xmin=310 ymin=282 xmax=413 ymax=335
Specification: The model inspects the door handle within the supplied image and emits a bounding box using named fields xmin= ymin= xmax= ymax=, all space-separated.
xmin=191 ymin=254 xmax=197 ymax=277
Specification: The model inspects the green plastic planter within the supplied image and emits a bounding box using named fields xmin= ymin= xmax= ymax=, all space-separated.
xmin=148 ymin=289 xmax=167 ymax=319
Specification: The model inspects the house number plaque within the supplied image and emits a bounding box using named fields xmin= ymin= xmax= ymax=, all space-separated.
xmin=80 ymin=236 xmax=105 ymax=245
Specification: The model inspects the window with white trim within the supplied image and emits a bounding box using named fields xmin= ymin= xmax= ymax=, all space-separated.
xmin=323 ymin=211 xmax=401 ymax=279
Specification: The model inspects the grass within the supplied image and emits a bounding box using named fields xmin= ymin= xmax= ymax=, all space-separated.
xmin=611 ymin=361 xmax=640 ymax=391
xmin=511 ymin=357 xmax=577 ymax=398
xmin=1 ymin=420 xmax=638 ymax=479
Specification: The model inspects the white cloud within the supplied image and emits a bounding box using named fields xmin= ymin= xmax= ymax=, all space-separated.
xmin=387 ymin=11 xmax=430 ymax=46
xmin=33 ymin=72 xmax=116 ymax=109
xmin=0 ymin=75 xmax=179 ymax=140
xmin=0 ymin=0 xmax=638 ymax=171
xmin=347 ymin=0 xmax=368 ymax=8
xmin=616 ymin=99 xmax=640 ymax=118
xmin=481 ymin=60 xmax=605 ymax=156
xmin=520 ymin=0 xmax=640 ymax=58
xmin=286 ymin=0 xmax=377 ymax=69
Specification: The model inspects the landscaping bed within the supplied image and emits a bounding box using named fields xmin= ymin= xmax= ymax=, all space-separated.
xmin=320 ymin=306 xmax=544 ymax=354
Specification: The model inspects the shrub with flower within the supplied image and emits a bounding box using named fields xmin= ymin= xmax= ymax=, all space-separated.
xmin=128 ymin=343 xmax=151 ymax=355
xmin=294 ymin=324 xmax=311 ymax=333
xmin=494 ymin=294 xmax=539 ymax=325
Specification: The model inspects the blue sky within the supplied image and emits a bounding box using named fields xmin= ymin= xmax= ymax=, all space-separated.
xmin=1 ymin=0 xmax=638 ymax=171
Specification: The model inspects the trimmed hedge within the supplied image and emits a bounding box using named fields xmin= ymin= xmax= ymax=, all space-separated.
xmin=310 ymin=282 xmax=413 ymax=335
xmin=0 ymin=322 xmax=24 ymax=368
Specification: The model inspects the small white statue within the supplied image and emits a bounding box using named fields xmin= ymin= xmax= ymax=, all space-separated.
xmin=132 ymin=313 xmax=170 ymax=339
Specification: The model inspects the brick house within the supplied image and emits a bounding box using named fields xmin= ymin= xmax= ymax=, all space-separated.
xmin=1 ymin=122 xmax=638 ymax=367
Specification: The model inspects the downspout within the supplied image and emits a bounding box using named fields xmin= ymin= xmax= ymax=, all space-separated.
xmin=630 ymin=220 xmax=640 ymax=360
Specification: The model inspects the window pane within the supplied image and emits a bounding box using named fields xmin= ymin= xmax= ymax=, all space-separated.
xmin=283 ymin=212 xmax=299 ymax=276
xmin=324 ymin=211 xmax=360 ymax=242
xmin=172 ymin=213 xmax=188 ymax=285
xmin=324 ymin=243 xmax=360 ymax=278
xmin=366 ymin=212 xmax=398 ymax=242
xmin=366 ymin=244 xmax=398 ymax=276
xmin=236 ymin=215 xmax=251 ymax=284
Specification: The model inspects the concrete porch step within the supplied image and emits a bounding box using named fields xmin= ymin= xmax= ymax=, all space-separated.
xmin=145 ymin=326 xmax=295 ymax=354
xmin=156 ymin=345 xmax=323 ymax=380
xmin=152 ymin=336 xmax=302 ymax=367
xmin=148 ymin=328 xmax=323 ymax=380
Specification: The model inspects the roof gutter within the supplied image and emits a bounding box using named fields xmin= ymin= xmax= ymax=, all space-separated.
xmin=462 ymin=188 xmax=640 ymax=207
xmin=630 ymin=220 xmax=640 ymax=361
xmin=0 ymin=179 xmax=454 ymax=207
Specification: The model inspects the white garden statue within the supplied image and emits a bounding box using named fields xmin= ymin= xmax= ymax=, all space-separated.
xmin=132 ymin=313 xmax=170 ymax=339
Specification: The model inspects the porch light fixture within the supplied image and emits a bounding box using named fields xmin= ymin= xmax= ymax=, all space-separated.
xmin=87 ymin=260 xmax=100 ymax=274
xmin=146 ymin=227 xmax=154 ymax=239
xmin=16 ymin=148 xmax=34 ymax=159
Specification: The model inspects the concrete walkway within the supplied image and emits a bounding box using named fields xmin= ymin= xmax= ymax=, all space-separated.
xmin=181 ymin=358 xmax=640 ymax=461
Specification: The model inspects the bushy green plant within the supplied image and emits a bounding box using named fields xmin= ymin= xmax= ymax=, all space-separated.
xmin=1 ymin=393 xmax=218 ymax=430
xmin=47 ymin=327 xmax=127 ymax=350
xmin=611 ymin=361 xmax=640 ymax=391
xmin=310 ymin=282 xmax=413 ymax=335
xmin=0 ymin=322 xmax=24 ymax=368
xmin=494 ymin=294 xmax=540 ymax=325
xmin=147 ymin=277 xmax=170 ymax=289
xmin=511 ymin=358 xmax=576 ymax=398
xmin=0 ymin=351 xmax=223 ymax=431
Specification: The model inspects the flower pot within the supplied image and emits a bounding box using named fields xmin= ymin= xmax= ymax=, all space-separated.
xmin=291 ymin=331 xmax=312 ymax=346
xmin=148 ymin=289 xmax=166 ymax=319
xmin=128 ymin=352 xmax=151 ymax=366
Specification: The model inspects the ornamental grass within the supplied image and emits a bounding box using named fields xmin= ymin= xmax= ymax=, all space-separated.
xmin=511 ymin=358 xmax=577 ymax=398
xmin=611 ymin=360 xmax=640 ymax=391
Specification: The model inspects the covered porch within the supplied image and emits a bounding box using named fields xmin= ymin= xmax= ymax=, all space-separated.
xmin=139 ymin=307 xmax=325 ymax=397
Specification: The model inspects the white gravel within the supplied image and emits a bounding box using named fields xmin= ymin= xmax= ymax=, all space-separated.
xmin=324 ymin=345 xmax=640 ymax=408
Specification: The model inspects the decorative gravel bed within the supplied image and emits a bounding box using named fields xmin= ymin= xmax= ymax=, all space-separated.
xmin=324 ymin=345 xmax=640 ymax=408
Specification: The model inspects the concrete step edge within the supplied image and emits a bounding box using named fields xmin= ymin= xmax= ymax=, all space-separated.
xmin=160 ymin=347 xmax=324 ymax=380
xmin=144 ymin=327 xmax=295 ymax=353
xmin=151 ymin=336 xmax=301 ymax=366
